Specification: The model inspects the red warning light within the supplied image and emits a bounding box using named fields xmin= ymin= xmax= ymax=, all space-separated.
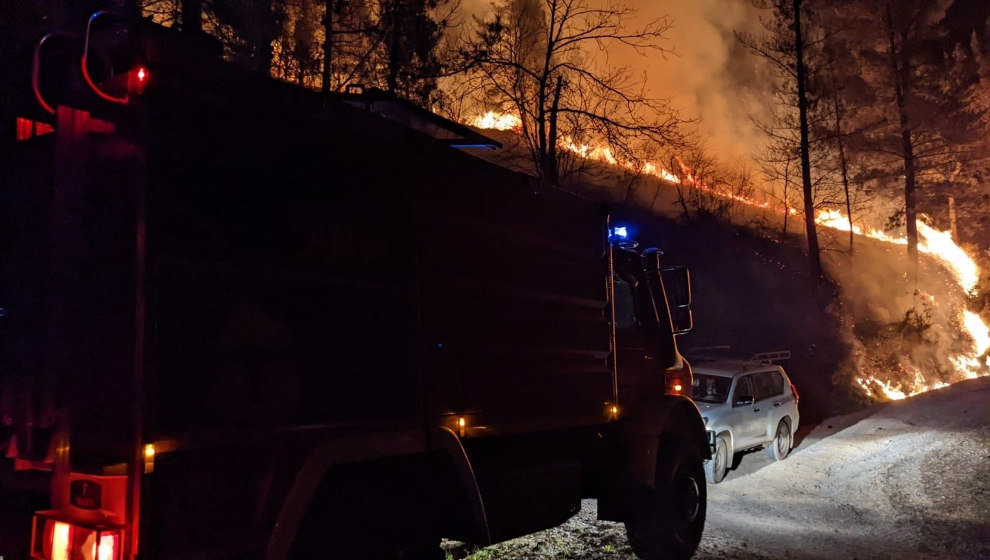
xmin=127 ymin=66 xmax=149 ymax=97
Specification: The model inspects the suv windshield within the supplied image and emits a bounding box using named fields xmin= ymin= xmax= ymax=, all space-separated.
xmin=692 ymin=374 xmax=733 ymax=404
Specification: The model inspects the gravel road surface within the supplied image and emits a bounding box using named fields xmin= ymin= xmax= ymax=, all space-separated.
xmin=455 ymin=376 xmax=990 ymax=559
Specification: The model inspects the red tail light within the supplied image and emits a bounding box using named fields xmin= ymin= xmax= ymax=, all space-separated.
xmin=790 ymin=383 xmax=800 ymax=404
xmin=31 ymin=513 xmax=123 ymax=560
xmin=15 ymin=117 xmax=55 ymax=141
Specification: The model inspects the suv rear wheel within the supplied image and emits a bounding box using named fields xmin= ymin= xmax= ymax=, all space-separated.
xmin=704 ymin=435 xmax=728 ymax=484
xmin=766 ymin=419 xmax=791 ymax=461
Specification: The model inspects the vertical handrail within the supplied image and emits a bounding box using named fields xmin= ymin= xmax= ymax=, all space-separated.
xmin=32 ymin=34 xmax=57 ymax=114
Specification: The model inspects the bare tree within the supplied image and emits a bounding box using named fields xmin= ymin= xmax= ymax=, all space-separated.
xmin=461 ymin=0 xmax=688 ymax=185
xmin=792 ymin=0 xmax=823 ymax=275
xmin=739 ymin=0 xmax=824 ymax=276
xmin=826 ymin=63 xmax=854 ymax=252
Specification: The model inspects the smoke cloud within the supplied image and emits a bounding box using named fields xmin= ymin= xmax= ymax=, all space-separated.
xmin=456 ymin=0 xmax=773 ymax=165
xmin=624 ymin=0 xmax=771 ymax=165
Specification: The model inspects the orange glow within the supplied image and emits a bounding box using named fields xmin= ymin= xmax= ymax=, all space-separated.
xmin=51 ymin=522 xmax=70 ymax=560
xmin=673 ymin=384 xmax=683 ymax=393
xmin=97 ymin=533 xmax=118 ymax=560
xmin=472 ymin=111 xmax=521 ymax=131
xmin=144 ymin=443 xmax=155 ymax=473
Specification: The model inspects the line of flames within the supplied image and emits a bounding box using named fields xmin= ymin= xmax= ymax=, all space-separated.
xmin=472 ymin=111 xmax=990 ymax=401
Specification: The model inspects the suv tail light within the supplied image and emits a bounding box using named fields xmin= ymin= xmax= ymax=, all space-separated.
xmin=31 ymin=512 xmax=123 ymax=560
xmin=790 ymin=383 xmax=799 ymax=404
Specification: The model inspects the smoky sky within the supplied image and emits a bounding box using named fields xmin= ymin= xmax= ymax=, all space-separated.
xmin=624 ymin=0 xmax=770 ymax=164
xmin=458 ymin=0 xmax=772 ymax=164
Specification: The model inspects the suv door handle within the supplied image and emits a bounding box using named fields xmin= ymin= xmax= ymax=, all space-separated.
xmin=753 ymin=408 xmax=761 ymax=413
xmin=774 ymin=402 xmax=781 ymax=407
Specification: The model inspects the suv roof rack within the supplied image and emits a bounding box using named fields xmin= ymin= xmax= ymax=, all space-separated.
xmin=684 ymin=345 xmax=732 ymax=362
xmin=748 ymin=350 xmax=791 ymax=364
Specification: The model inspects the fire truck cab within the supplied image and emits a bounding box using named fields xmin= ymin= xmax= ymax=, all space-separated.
xmin=1 ymin=10 xmax=709 ymax=560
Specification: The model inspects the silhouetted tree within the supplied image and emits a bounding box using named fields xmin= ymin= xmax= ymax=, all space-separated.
xmin=461 ymin=0 xmax=688 ymax=184
xmin=821 ymin=0 xmax=987 ymax=267
xmin=739 ymin=0 xmax=825 ymax=276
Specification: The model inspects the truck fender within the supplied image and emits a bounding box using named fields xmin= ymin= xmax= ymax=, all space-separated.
xmin=429 ymin=426 xmax=492 ymax=546
xmin=623 ymin=395 xmax=710 ymax=485
xmin=264 ymin=429 xmax=424 ymax=560
xmin=599 ymin=395 xmax=709 ymax=521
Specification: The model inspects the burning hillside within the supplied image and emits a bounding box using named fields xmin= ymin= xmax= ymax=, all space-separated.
xmin=471 ymin=110 xmax=990 ymax=402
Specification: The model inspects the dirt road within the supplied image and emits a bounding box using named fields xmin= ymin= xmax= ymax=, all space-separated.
xmin=455 ymin=376 xmax=990 ymax=559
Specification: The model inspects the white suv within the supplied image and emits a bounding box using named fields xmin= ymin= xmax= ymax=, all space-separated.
xmin=690 ymin=359 xmax=800 ymax=484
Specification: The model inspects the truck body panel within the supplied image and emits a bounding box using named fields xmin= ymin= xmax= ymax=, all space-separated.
xmin=1 ymin=16 xmax=707 ymax=560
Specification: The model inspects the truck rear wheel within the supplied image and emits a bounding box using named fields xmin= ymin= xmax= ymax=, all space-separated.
xmin=625 ymin=437 xmax=706 ymax=560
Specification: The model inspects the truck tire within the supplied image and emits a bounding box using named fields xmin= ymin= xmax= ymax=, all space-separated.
xmin=625 ymin=437 xmax=706 ymax=560
xmin=704 ymin=435 xmax=728 ymax=484
xmin=765 ymin=419 xmax=791 ymax=461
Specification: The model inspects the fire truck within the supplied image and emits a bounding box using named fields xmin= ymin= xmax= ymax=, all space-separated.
xmin=1 ymin=9 xmax=710 ymax=560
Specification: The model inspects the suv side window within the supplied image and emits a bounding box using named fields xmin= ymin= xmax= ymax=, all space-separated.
xmin=769 ymin=370 xmax=785 ymax=395
xmin=733 ymin=375 xmax=754 ymax=405
xmin=752 ymin=371 xmax=778 ymax=402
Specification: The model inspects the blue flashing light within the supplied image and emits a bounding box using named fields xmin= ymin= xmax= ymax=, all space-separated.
xmin=609 ymin=224 xmax=638 ymax=248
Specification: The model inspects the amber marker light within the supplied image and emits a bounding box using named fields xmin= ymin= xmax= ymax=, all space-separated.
xmin=457 ymin=417 xmax=466 ymax=437
xmin=606 ymin=403 xmax=620 ymax=420
xmin=143 ymin=443 xmax=155 ymax=474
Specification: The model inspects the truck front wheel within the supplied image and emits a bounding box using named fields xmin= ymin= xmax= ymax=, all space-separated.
xmin=625 ymin=437 xmax=707 ymax=560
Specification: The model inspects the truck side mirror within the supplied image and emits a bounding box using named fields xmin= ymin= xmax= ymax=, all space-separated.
xmin=662 ymin=266 xmax=692 ymax=335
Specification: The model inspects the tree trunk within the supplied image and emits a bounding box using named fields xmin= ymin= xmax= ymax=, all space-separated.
xmin=886 ymin=4 xmax=918 ymax=270
xmin=536 ymin=75 xmax=548 ymax=179
xmin=322 ymin=0 xmax=334 ymax=93
xmin=793 ymin=0 xmax=822 ymax=277
xmin=545 ymin=75 xmax=563 ymax=184
xmin=386 ymin=1 xmax=402 ymax=94
xmin=830 ymin=75 xmax=853 ymax=252
xmin=782 ymin=155 xmax=791 ymax=239
xmin=181 ymin=0 xmax=201 ymax=34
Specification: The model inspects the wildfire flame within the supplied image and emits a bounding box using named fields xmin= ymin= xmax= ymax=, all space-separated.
xmin=472 ymin=111 xmax=522 ymax=131
xmin=472 ymin=111 xmax=990 ymax=401
xmin=816 ymin=210 xmax=988 ymax=399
